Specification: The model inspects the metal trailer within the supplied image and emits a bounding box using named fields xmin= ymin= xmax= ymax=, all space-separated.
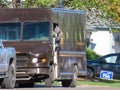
xmin=50 ymin=8 xmax=87 ymax=87
xmin=0 ymin=8 xmax=87 ymax=87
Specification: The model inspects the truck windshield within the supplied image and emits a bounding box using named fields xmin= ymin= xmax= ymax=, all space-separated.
xmin=23 ymin=21 xmax=50 ymax=41
xmin=0 ymin=22 xmax=21 ymax=41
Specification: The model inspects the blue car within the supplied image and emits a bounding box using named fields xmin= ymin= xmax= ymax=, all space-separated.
xmin=87 ymin=53 xmax=120 ymax=79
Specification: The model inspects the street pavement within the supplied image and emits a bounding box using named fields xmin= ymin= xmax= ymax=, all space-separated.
xmin=1 ymin=84 xmax=120 ymax=90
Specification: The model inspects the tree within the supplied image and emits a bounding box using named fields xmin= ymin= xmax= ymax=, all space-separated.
xmin=98 ymin=0 xmax=120 ymax=22
xmin=23 ymin=0 xmax=57 ymax=8
xmin=0 ymin=0 xmax=8 ymax=8
xmin=62 ymin=0 xmax=120 ymax=24
xmin=12 ymin=0 xmax=21 ymax=8
xmin=37 ymin=0 xmax=56 ymax=7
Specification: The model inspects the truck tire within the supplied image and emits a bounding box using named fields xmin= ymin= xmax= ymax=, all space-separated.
xmin=19 ymin=83 xmax=34 ymax=87
xmin=62 ymin=66 xmax=78 ymax=87
xmin=2 ymin=64 xmax=16 ymax=89
xmin=45 ymin=65 xmax=54 ymax=87
xmin=87 ymin=68 xmax=94 ymax=79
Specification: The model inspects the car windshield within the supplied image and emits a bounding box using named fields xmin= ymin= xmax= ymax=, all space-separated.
xmin=23 ymin=21 xmax=50 ymax=41
xmin=0 ymin=22 xmax=21 ymax=41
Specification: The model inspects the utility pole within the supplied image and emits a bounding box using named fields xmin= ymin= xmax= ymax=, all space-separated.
xmin=58 ymin=0 xmax=62 ymax=8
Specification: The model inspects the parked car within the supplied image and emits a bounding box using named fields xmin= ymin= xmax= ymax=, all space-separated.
xmin=87 ymin=53 xmax=120 ymax=79
xmin=0 ymin=41 xmax=16 ymax=88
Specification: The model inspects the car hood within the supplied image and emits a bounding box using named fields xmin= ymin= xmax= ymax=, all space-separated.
xmin=87 ymin=60 xmax=98 ymax=63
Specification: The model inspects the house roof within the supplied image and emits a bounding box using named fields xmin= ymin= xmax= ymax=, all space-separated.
xmin=86 ymin=8 xmax=120 ymax=31
xmin=86 ymin=25 xmax=120 ymax=32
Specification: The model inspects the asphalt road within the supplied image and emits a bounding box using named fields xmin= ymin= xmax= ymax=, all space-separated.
xmin=1 ymin=84 xmax=120 ymax=90
xmin=2 ymin=87 xmax=120 ymax=90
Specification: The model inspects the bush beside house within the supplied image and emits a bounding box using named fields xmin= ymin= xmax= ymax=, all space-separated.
xmin=86 ymin=48 xmax=101 ymax=60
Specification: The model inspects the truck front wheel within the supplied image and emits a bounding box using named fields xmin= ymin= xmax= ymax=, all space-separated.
xmin=19 ymin=83 xmax=34 ymax=87
xmin=2 ymin=64 xmax=16 ymax=89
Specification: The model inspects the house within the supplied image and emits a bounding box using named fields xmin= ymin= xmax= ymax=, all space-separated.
xmin=86 ymin=26 xmax=120 ymax=56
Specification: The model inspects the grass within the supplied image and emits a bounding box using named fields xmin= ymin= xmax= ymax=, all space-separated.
xmin=77 ymin=78 xmax=120 ymax=87
xmin=36 ymin=78 xmax=120 ymax=87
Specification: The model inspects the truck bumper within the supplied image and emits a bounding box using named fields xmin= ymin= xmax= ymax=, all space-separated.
xmin=16 ymin=67 xmax=49 ymax=81
xmin=17 ymin=67 xmax=49 ymax=75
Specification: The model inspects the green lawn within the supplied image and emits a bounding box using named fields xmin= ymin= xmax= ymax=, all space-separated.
xmin=77 ymin=78 xmax=120 ymax=87
xmin=36 ymin=78 xmax=120 ymax=87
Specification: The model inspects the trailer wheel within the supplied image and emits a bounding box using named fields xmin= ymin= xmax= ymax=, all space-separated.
xmin=45 ymin=65 xmax=54 ymax=87
xmin=2 ymin=64 xmax=16 ymax=89
xmin=62 ymin=66 xmax=78 ymax=87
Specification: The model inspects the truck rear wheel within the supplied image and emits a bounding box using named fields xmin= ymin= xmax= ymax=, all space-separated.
xmin=62 ymin=66 xmax=78 ymax=87
xmin=2 ymin=64 xmax=16 ymax=89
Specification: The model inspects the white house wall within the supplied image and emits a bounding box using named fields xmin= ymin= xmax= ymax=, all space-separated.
xmin=90 ymin=31 xmax=111 ymax=55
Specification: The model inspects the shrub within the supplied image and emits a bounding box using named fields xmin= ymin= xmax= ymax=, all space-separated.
xmin=86 ymin=48 xmax=101 ymax=60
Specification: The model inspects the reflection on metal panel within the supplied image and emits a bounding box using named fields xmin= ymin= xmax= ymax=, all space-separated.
xmin=52 ymin=8 xmax=86 ymax=52
xmin=52 ymin=8 xmax=87 ymax=76
xmin=59 ymin=51 xmax=86 ymax=57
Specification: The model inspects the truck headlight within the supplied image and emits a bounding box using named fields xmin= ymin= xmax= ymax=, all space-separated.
xmin=32 ymin=58 xmax=38 ymax=63
xmin=31 ymin=58 xmax=47 ymax=64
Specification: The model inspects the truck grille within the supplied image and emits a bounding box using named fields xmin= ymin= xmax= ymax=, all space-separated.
xmin=16 ymin=54 xmax=29 ymax=67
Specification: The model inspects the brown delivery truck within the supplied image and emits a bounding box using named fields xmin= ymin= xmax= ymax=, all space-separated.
xmin=0 ymin=8 xmax=87 ymax=87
